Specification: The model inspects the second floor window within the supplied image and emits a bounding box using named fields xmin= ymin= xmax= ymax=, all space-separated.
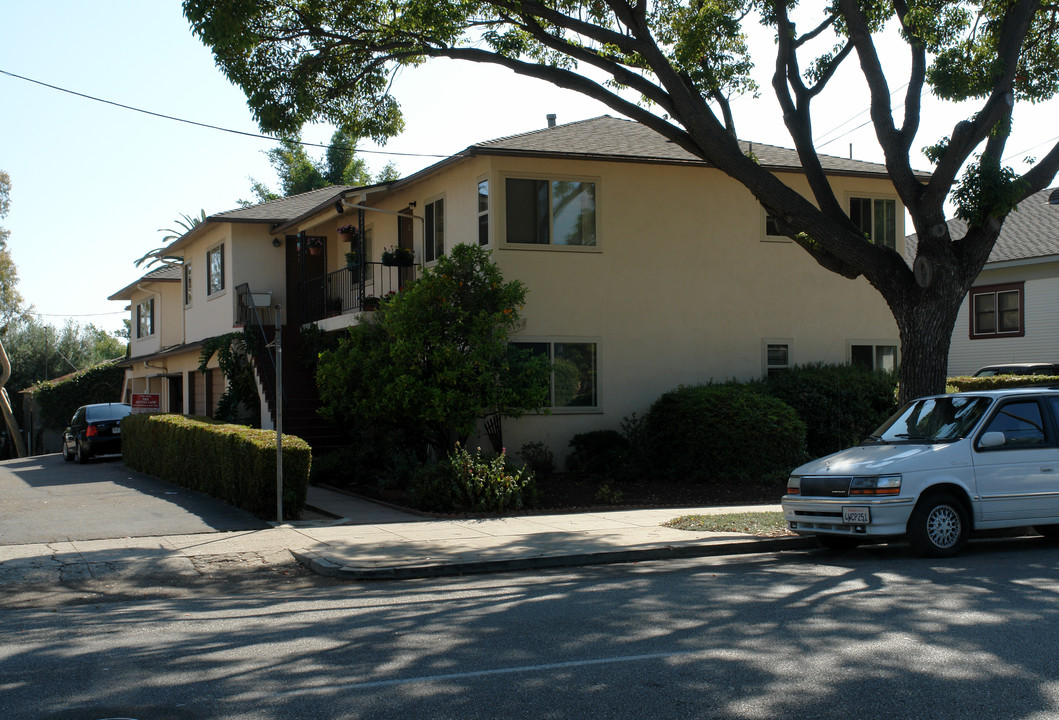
xmin=183 ymin=263 xmax=192 ymax=306
xmin=207 ymin=244 xmax=225 ymax=296
xmin=425 ymin=198 xmax=444 ymax=263
xmin=478 ymin=180 xmax=489 ymax=246
xmin=136 ymin=298 xmax=154 ymax=339
xmin=506 ymin=178 xmax=597 ymax=246
xmin=850 ymin=196 xmax=896 ymax=250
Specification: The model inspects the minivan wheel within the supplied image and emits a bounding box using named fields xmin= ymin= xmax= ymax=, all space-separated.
xmin=908 ymin=492 xmax=968 ymax=557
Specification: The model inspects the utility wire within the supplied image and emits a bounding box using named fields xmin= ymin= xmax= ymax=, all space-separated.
xmin=0 ymin=68 xmax=448 ymax=159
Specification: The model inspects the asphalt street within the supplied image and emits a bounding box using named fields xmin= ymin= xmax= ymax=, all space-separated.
xmin=0 ymin=454 xmax=267 ymax=545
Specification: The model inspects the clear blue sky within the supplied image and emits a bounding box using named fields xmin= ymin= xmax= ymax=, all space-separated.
xmin=2 ymin=1 xmax=1056 ymax=338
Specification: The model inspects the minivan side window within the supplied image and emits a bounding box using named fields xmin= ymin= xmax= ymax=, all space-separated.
xmin=980 ymin=400 xmax=1047 ymax=448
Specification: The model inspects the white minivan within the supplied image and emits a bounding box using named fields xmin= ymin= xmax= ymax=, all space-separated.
xmin=781 ymin=387 xmax=1059 ymax=556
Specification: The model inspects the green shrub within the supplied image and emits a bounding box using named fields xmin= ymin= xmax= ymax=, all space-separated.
xmin=122 ymin=414 xmax=311 ymax=520
xmin=518 ymin=441 xmax=556 ymax=477
xmin=948 ymin=374 xmax=1059 ymax=392
xmin=409 ymin=445 xmax=537 ymax=513
xmin=33 ymin=361 xmax=126 ymax=431
xmin=764 ymin=363 xmax=898 ymax=458
xmin=566 ymin=429 xmax=632 ymax=477
xmin=643 ymin=384 xmax=807 ymax=484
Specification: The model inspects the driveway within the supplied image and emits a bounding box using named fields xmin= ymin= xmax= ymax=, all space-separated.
xmin=0 ymin=454 xmax=268 ymax=545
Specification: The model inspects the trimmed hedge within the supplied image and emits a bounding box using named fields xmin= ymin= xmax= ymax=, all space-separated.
xmin=642 ymin=384 xmax=807 ymax=484
xmin=948 ymin=374 xmax=1059 ymax=392
xmin=121 ymin=414 xmax=311 ymax=520
xmin=764 ymin=363 xmax=899 ymax=459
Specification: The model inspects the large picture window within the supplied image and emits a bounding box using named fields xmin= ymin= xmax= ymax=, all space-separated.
xmin=511 ymin=340 xmax=598 ymax=409
xmin=505 ymin=178 xmax=596 ymax=246
xmin=970 ymin=282 xmax=1024 ymax=338
xmin=850 ymin=196 xmax=896 ymax=250
xmin=207 ymin=244 xmax=225 ymax=296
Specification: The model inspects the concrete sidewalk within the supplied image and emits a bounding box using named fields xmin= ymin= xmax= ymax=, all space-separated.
xmin=292 ymin=485 xmax=813 ymax=579
xmin=0 ymin=488 xmax=812 ymax=585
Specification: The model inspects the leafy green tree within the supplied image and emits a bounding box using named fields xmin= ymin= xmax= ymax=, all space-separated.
xmin=185 ymin=0 xmax=1059 ymax=403
xmin=0 ymin=170 xmax=30 ymax=331
xmin=241 ymin=128 xmax=375 ymax=205
xmin=316 ymin=244 xmax=550 ymax=453
xmin=136 ymin=210 xmax=207 ymax=269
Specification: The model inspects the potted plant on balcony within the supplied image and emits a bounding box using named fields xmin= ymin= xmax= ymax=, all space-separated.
xmin=345 ymin=251 xmax=359 ymax=270
xmin=362 ymin=296 xmax=380 ymax=311
xmin=381 ymin=246 xmax=414 ymax=267
xmin=326 ymin=297 xmax=343 ymax=316
xmin=337 ymin=225 xmax=359 ymax=243
xmin=305 ymin=236 xmax=325 ymax=256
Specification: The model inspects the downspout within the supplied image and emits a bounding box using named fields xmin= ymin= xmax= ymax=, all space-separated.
xmin=0 ymin=337 xmax=27 ymax=458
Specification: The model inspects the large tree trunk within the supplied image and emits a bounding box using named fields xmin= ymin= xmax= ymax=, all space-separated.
xmin=889 ymin=284 xmax=966 ymax=406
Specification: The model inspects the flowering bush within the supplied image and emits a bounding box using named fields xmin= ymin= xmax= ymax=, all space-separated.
xmin=410 ymin=444 xmax=537 ymax=513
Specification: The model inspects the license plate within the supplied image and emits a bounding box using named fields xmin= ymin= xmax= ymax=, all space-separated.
xmin=843 ymin=506 xmax=870 ymax=524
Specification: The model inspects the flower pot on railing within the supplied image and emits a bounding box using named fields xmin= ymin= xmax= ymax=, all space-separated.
xmin=381 ymin=246 xmax=414 ymax=267
xmin=362 ymin=296 xmax=380 ymax=311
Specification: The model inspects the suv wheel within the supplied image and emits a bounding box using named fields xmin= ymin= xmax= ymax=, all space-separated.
xmin=908 ymin=492 xmax=968 ymax=557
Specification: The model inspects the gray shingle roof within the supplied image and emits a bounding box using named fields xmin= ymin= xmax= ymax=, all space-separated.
xmin=471 ymin=115 xmax=894 ymax=177
xmin=906 ymin=187 xmax=1059 ymax=264
xmin=209 ymin=185 xmax=357 ymax=223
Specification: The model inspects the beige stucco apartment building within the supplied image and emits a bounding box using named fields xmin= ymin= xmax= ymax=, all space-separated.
xmin=112 ymin=116 xmax=902 ymax=462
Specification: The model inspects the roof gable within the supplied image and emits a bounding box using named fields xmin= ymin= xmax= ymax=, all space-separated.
xmin=906 ymin=186 xmax=1059 ymax=264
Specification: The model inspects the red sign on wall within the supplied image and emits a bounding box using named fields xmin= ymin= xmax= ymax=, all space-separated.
xmin=131 ymin=393 xmax=161 ymax=413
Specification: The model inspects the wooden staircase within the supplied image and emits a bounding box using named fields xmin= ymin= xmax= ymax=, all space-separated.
xmin=253 ymin=325 xmax=343 ymax=453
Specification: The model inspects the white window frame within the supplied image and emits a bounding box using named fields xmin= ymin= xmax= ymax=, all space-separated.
xmin=183 ymin=262 xmax=193 ymax=307
xmin=760 ymin=207 xmax=791 ymax=243
xmin=136 ymin=297 xmax=155 ymax=339
xmin=206 ymin=242 xmax=226 ymax=298
xmin=510 ymin=336 xmax=602 ymax=413
xmin=477 ymin=177 xmax=490 ymax=247
xmin=846 ymin=193 xmax=898 ymax=251
xmin=500 ymin=172 xmax=601 ymax=252
xmin=848 ymin=341 xmax=899 ymax=372
xmin=762 ymin=339 xmax=793 ymax=377
xmin=424 ymin=195 xmax=445 ymax=264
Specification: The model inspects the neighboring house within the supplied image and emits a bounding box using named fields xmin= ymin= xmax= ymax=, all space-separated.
xmin=907 ymin=187 xmax=1059 ymax=377
xmin=111 ymin=115 xmax=904 ymax=460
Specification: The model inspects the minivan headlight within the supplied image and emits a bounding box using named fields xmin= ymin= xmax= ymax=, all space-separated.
xmin=849 ymin=474 xmax=902 ymax=496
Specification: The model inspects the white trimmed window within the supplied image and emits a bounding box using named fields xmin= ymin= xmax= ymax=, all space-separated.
xmin=763 ymin=340 xmax=792 ymax=377
xmin=425 ymin=197 xmax=445 ymax=263
xmin=136 ymin=298 xmax=155 ymax=339
xmin=207 ymin=244 xmax=225 ymax=296
xmin=850 ymin=343 xmax=898 ymax=371
xmin=849 ymin=196 xmax=897 ymax=250
xmin=478 ymin=179 xmax=489 ymax=246
xmin=183 ymin=262 xmax=192 ymax=307
xmin=511 ymin=340 xmax=599 ymax=409
xmin=505 ymin=177 xmax=597 ymax=247
xmin=762 ymin=209 xmax=789 ymax=242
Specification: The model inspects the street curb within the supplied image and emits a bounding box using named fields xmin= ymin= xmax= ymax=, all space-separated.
xmin=290 ymin=535 xmax=819 ymax=581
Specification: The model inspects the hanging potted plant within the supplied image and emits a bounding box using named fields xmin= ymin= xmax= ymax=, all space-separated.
xmin=305 ymin=236 xmax=325 ymax=256
xmin=337 ymin=225 xmax=359 ymax=243
xmin=381 ymin=246 xmax=414 ymax=267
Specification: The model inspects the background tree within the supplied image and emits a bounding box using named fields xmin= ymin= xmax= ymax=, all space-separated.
xmin=185 ymin=0 xmax=1059 ymax=403
xmin=315 ymin=244 xmax=550 ymax=454
xmin=241 ymin=128 xmax=392 ymax=205
xmin=0 ymin=170 xmax=31 ymax=331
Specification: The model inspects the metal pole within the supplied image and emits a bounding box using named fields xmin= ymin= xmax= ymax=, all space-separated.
xmin=275 ymin=305 xmax=284 ymax=523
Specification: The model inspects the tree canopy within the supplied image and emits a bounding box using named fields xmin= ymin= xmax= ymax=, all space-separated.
xmin=0 ymin=170 xmax=30 ymax=331
xmin=185 ymin=1 xmax=1059 ymax=402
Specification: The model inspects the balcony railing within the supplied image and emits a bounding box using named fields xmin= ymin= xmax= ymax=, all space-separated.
xmin=299 ymin=261 xmax=419 ymax=324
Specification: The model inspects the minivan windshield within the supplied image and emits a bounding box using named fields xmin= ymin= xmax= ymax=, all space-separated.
xmin=866 ymin=396 xmax=993 ymax=443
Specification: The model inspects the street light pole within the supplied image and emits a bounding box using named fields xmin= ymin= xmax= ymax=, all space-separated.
xmin=274 ymin=304 xmax=284 ymax=524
